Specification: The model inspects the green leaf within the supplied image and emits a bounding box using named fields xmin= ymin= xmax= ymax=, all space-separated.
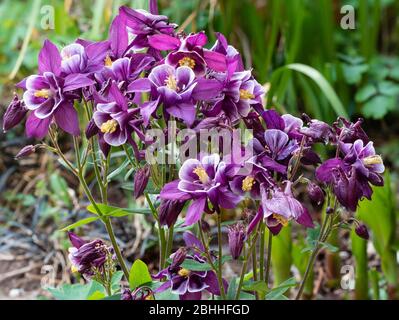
xmin=48 ymin=281 xmax=105 ymax=300
xmin=269 ymin=63 xmax=348 ymax=118
xmin=180 ymin=259 xmax=213 ymax=271
xmin=265 ymin=277 xmax=297 ymax=300
xmin=226 ymin=277 xmax=237 ymax=300
xmin=378 ymin=81 xmax=399 ymax=96
xmin=242 ymin=280 xmax=268 ymax=293
xmin=60 ymin=216 xmax=99 ymax=231
xmin=355 ymin=84 xmax=377 ymax=103
xmin=87 ymin=203 xmax=151 ymax=216
xmin=129 ymin=259 xmax=152 ymax=290
xmin=362 ymin=95 xmax=396 ymax=119
xmin=111 ymin=271 xmax=124 ymax=294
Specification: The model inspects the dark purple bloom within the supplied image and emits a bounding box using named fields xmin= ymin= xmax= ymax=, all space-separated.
xmin=333 ymin=117 xmax=369 ymax=144
xmin=3 ymin=94 xmax=27 ymax=132
xmin=228 ymin=223 xmax=246 ymax=259
xmin=67 ymin=232 xmax=112 ymax=278
xmin=316 ymin=139 xmax=384 ymax=211
xmin=300 ymin=114 xmax=333 ymax=144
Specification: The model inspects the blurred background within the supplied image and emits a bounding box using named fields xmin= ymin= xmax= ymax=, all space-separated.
xmin=0 ymin=0 xmax=398 ymax=299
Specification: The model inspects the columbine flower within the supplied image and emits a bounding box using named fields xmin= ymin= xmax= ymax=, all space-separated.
xmin=129 ymin=64 xmax=197 ymax=126
xmin=121 ymin=287 xmax=154 ymax=300
xmin=93 ymin=82 xmax=135 ymax=146
xmin=316 ymin=139 xmax=384 ymax=211
xmin=3 ymin=94 xmax=27 ymax=132
xmin=67 ymin=232 xmax=113 ymax=278
xmin=119 ymin=6 xmax=176 ymax=51
xmin=261 ymin=181 xmax=314 ymax=235
xmin=300 ymin=114 xmax=333 ymax=144
xmin=228 ymin=223 xmax=246 ymax=259
xmin=333 ymin=117 xmax=369 ymax=144
xmin=22 ymin=40 xmax=94 ymax=138
xmin=153 ymin=232 xmax=225 ymax=300
xmin=15 ymin=145 xmax=36 ymax=159
xmin=160 ymin=154 xmax=240 ymax=226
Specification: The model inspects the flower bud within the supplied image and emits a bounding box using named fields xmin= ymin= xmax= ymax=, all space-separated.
xmin=355 ymin=224 xmax=369 ymax=240
xmin=85 ymin=118 xmax=99 ymax=139
xmin=3 ymin=94 xmax=27 ymax=132
xmin=170 ymin=247 xmax=187 ymax=270
xmin=15 ymin=145 xmax=36 ymax=159
xmin=134 ymin=165 xmax=150 ymax=199
xmin=68 ymin=231 xmax=86 ymax=249
xmin=300 ymin=114 xmax=333 ymax=143
xmin=308 ymin=182 xmax=325 ymax=206
xmin=228 ymin=223 xmax=246 ymax=260
xmin=159 ymin=199 xmax=186 ymax=227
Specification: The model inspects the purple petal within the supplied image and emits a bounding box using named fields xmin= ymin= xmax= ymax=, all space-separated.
xmin=63 ymin=74 xmax=95 ymax=92
xmin=296 ymin=207 xmax=314 ymax=228
xmin=54 ymin=102 xmax=80 ymax=136
xmin=148 ymin=34 xmax=180 ymax=50
xmin=109 ymin=15 xmax=128 ymax=58
xmin=38 ymin=40 xmax=61 ymax=75
xmin=192 ymin=78 xmax=223 ymax=100
xmin=203 ymin=50 xmax=227 ymax=72
xmin=183 ymin=231 xmax=204 ymax=251
xmin=262 ymin=110 xmax=285 ymax=130
xmin=25 ymin=112 xmax=51 ymax=139
xmin=160 ymin=180 xmax=192 ymax=201
xmin=316 ymin=158 xmax=345 ymax=183
xmin=184 ymin=197 xmax=207 ymax=226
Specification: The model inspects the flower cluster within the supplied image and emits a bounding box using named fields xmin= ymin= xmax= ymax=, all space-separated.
xmin=3 ymin=1 xmax=385 ymax=301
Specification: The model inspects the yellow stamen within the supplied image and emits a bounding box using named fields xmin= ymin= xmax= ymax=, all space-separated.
xmin=178 ymin=57 xmax=196 ymax=69
xmin=239 ymin=89 xmax=255 ymax=100
xmin=165 ymin=75 xmax=178 ymax=91
xmin=34 ymin=89 xmax=51 ymax=99
xmin=193 ymin=165 xmax=209 ymax=184
xmin=145 ymin=294 xmax=154 ymax=300
xmin=100 ymin=119 xmax=118 ymax=134
xmin=71 ymin=265 xmax=79 ymax=273
xmin=363 ymin=155 xmax=383 ymax=166
xmin=178 ymin=268 xmax=190 ymax=277
xmin=272 ymin=214 xmax=289 ymax=227
xmin=104 ymin=55 xmax=113 ymax=67
xmin=242 ymin=176 xmax=255 ymax=192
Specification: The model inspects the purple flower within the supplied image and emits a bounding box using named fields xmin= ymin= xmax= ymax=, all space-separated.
xmin=93 ymin=82 xmax=135 ymax=146
xmin=316 ymin=139 xmax=384 ymax=211
xmin=119 ymin=6 xmax=176 ymax=51
xmin=228 ymin=223 xmax=246 ymax=259
xmin=300 ymin=114 xmax=333 ymax=144
xmin=261 ymin=181 xmax=314 ymax=235
xmin=333 ymin=117 xmax=369 ymax=144
xmin=22 ymin=40 xmax=94 ymax=138
xmin=67 ymin=232 xmax=113 ymax=278
xmin=161 ymin=154 xmax=240 ymax=226
xmin=3 ymin=94 xmax=27 ymax=132
xmin=153 ymin=232 xmax=225 ymax=300
xmin=355 ymin=223 xmax=369 ymax=240
xmin=121 ymin=287 xmax=154 ymax=300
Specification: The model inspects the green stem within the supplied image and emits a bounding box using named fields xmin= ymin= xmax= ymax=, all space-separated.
xmin=295 ymin=213 xmax=333 ymax=300
xmin=145 ymin=192 xmax=166 ymax=269
xmin=216 ymin=213 xmax=226 ymax=299
xmin=265 ymin=230 xmax=273 ymax=288
xmin=259 ymin=223 xmax=265 ymax=281
xmin=198 ymin=221 xmax=226 ymax=299
xmin=235 ymin=228 xmax=260 ymax=300
xmin=165 ymin=224 xmax=175 ymax=262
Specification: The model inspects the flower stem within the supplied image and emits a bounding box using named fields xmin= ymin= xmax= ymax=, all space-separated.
xmin=264 ymin=230 xmax=273 ymax=288
xmin=235 ymin=227 xmax=260 ymax=300
xmin=259 ymin=223 xmax=265 ymax=281
xmin=198 ymin=221 xmax=226 ymax=299
xmin=295 ymin=212 xmax=333 ymax=300
xmin=216 ymin=213 xmax=226 ymax=298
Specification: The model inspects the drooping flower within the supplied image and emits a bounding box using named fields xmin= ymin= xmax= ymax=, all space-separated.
xmin=67 ymin=232 xmax=114 ymax=278
xmin=260 ymin=181 xmax=314 ymax=235
xmin=158 ymin=199 xmax=187 ymax=227
xmin=133 ymin=165 xmax=150 ymax=199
